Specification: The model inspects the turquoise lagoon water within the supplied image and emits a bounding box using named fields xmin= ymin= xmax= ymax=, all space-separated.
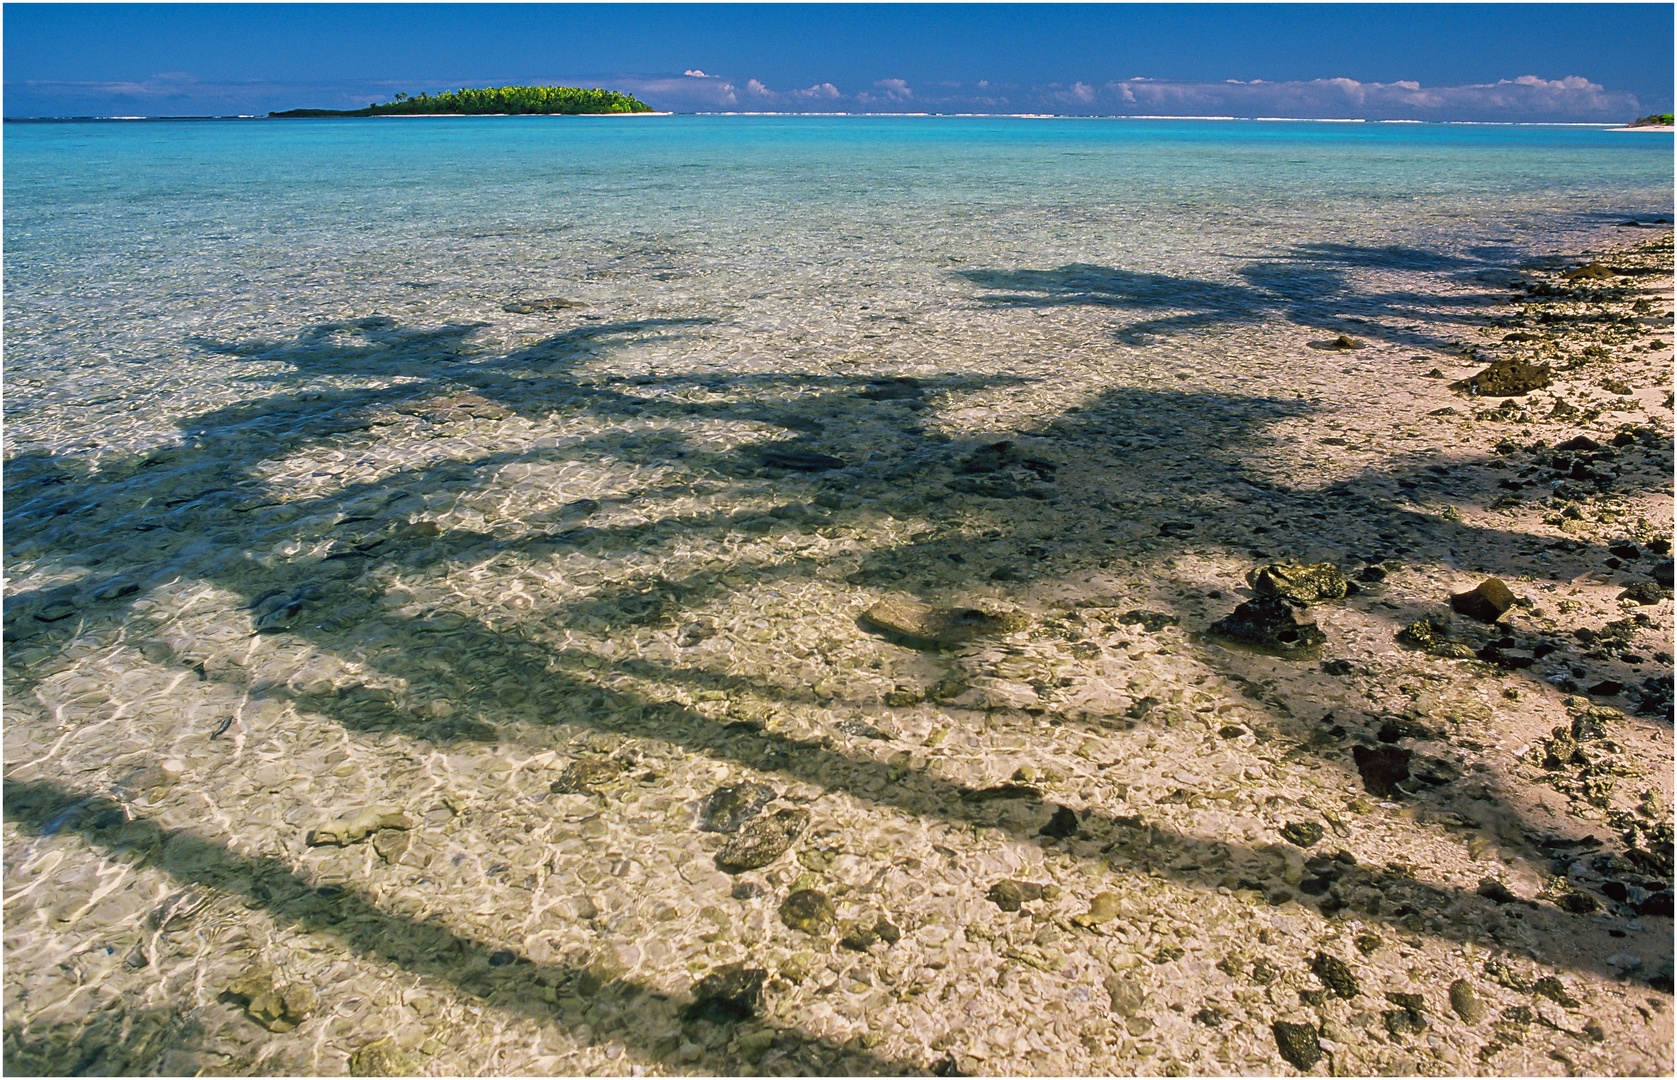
xmin=2 ymin=116 xmax=1673 ymax=1075
xmin=5 ymin=117 xmax=1672 ymax=463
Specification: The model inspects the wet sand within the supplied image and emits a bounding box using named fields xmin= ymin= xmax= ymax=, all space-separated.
xmin=3 ymin=228 xmax=1673 ymax=1076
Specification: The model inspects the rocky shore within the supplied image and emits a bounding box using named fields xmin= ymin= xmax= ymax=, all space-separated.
xmin=3 ymin=229 xmax=1672 ymax=1076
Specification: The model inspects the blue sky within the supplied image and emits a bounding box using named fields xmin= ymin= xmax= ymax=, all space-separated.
xmin=5 ymin=3 xmax=1672 ymax=120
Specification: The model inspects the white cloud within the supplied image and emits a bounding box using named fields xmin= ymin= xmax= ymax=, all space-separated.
xmin=2 ymin=69 xmax=1643 ymax=122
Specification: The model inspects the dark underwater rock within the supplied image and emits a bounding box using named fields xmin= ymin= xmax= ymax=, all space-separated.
xmin=1207 ymin=596 xmax=1326 ymax=659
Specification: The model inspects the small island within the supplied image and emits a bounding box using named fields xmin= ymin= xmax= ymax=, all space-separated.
xmin=270 ymin=85 xmax=654 ymax=118
xmin=1628 ymin=112 xmax=1675 ymax=127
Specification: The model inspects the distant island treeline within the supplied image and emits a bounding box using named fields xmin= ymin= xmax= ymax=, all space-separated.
xmin=1629 ymin=112 xmax=1675 ymax=127
xmin=270 ymin=85 xmax=654 ymax=118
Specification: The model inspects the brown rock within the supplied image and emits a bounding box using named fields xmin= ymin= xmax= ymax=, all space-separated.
xmin=1450 ymin=578 xmax=1516 ymax=623
xmin=1559 ymin=263 xmax=1615 ymax=281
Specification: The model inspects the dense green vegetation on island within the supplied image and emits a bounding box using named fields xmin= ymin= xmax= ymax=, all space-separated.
xmin=1629 ymin=112 xmax=1674 ymax=127
xmin=270 ymin=85 xmax=654 ymax=118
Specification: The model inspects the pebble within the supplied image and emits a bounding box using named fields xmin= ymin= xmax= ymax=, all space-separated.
xmin=779 ymin=889 xmax=836 ymax=934
xmin=1449 ymin=978 xmax=1485 ymax=1023
xmin=1311 ymin=951 xmax=1360 ymax=999
xmin=348 ymin=1037 xmax=415 ymax=1077
xmin=696 ymin=782 xmax=776 ymax=833
xmin=1103 ymin=973 xmax=1146 ymax=1016
xmin=1272 ymin=1021 xmax=1323 ymax=1070
xmin=306 ymin=806 xmax=412 ymax=847
xmin=683 ymin=962 xmax=767 ymax=1022
xmin=1280 ymin=822 xmax=1325 ymax=847
xmin=1073 ymin=891 xmax=1122 ymax=927
xmin=986 ymin=879 xmax=1056 ymax=912
xmin=716 ymin=807 xmax=807 ymax=872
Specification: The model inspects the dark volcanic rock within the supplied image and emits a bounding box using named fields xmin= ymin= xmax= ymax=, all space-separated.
xmin=1450 ymin=578 xmax=1516 ymax=623
xmin=1272 ymin=1021 xmax=1322 ymax=1070
xmin=1311 ymin=952 xmax=1360 ymax=999
xmin=1383 ymin=1007 xmax=1427 ymax=1036
xmin=987 ymin=879 xmax=1052 ymax=912
xmin=697 ymin=782 xmax=776 ymax=834
xmin=1620 ymin=580 xmax=1672 ymax=605
xmin=1351 ymin=744 xmax=1411 ymax=797
xmin=716 ymin=808 xmax=808 ymax=872
xmin=1207 ymin=596 xmax=1326 ymax=659
xmin=683 ymin=963 xmax=767 ymax=1022
xmin=1452 ymin=356 xmax=1552 ymax=397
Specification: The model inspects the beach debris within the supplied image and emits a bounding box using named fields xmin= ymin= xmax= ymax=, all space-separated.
xmin=306 ymin=806 xmax=412 ymax=847
xmin=684 ymin=963 xmax=768 ymax=1022
xmin=716 ymin=807 xmax=808 ymax=872
xmin=1272 ymin=1021 xmax=1323 ymax=1070
xmin=1560 ymin=263 xmax=1615 ymax=281
xmin=1450 ymin=578 xmax=1516 ymax=623
xmin=1207 ymin=596 xmax=1326 ymax=659
xmin=697 ymin=782 xmax=776 ymax=833
xmin=1451 ymin=356 xmax=1551 ymax=396
xmin=779 ymin=888 xmax=836 ymax=934
xmin=348 ymin=1036 xmax=415 ymax=1077
xmin=1247 ymin=562 xmax=1348 ymax=604
xmin=860 ymin=596 xmax=1029 ymax=645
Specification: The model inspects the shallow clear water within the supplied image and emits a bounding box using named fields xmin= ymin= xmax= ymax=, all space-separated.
xmin=5 ymin=117 xmax=1672 ymax=459
xmin=2 ymin=117 xmax=1672 ymax=1076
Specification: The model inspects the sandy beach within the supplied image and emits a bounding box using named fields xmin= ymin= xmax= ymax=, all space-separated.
xmin=3 ymin=150 xmax=1672 ymax=1075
